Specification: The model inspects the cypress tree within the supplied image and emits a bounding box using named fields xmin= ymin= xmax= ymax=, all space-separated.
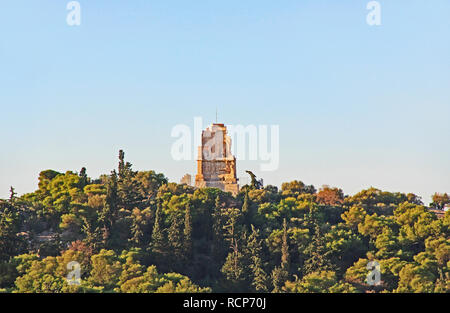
xmin=243 ymin=192 xmax=250 ymax=223
xmin=168 ymin=214 xmax=183 ymax=270
xmin=281 ymin=218 xmax=290 ymax=271
xmin=100 ymin=170 xmax=119 ymax=247
xmin=116 ymin=150 xmax=142 ymax=210
xmin=129 ymin=212 xmax=144 ymax=247
xmin=247 ymin=225 xmax=269 ymax=292
xmin=118 ymin=150 xmax=125 ymax=179
xmin=242 ymin=192 xmax=250 ymax=215
xmin=212 ymin=205 xmax=225 ymax=263
xmin=183 ymin=204 xmax=193 ymax=260
xmin=271 ymin=218 xmax=290 ymax=292
xmin=151 ymin=200 xmax=165 ymax=255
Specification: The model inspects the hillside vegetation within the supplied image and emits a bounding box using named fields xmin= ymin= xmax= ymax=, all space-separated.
xmin=0 ymin=151 xmax=448 ymax=293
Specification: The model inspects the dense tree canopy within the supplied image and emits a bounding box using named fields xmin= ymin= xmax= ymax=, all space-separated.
xmin=0 ymin=151 xmax=448 ymax=293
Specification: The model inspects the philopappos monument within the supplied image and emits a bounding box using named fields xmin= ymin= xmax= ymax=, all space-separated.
xmin=195 ymin=123 xmax=239 ymax=196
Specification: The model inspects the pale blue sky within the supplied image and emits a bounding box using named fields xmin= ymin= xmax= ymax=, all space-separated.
xmin=1 ymin=1 xmax=449 ymax=203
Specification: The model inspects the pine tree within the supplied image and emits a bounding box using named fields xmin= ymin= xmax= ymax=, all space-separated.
xmin=303 ymin=223 xmax=332 ymax=275
xmin=130 ymin=215 xmax=144 ymax=247
xmin=271 ymin=266 xmax=288 ymax=293
xmin=0 ymin=200 xmax=24 ymax=261
xmin=301 ymin=200 xmax=333 ymax=274
xmin=221 ymin=209 xmax=248 ymax=290
xmin=9 ymin=186 xmax=16 ymax=203
xmin=81 ymin=216 xmax=102 ymax=252
xmin=129 ymin=208 xmax=149 ymax=247
xmin=222 ymin=249 xmax=246 ymax=286
xmin=79 ymin=167 xmax=88 ymax=187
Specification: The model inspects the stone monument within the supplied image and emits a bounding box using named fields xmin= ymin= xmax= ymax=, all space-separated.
xmin=195 ymin=123 xmax=239 ymax=196
xmin=180 ymin=174 xmax=192 ymax=186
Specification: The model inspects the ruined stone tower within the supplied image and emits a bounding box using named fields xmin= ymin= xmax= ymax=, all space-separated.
xmin=195 ymin=123 xmax=239 ymax=196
